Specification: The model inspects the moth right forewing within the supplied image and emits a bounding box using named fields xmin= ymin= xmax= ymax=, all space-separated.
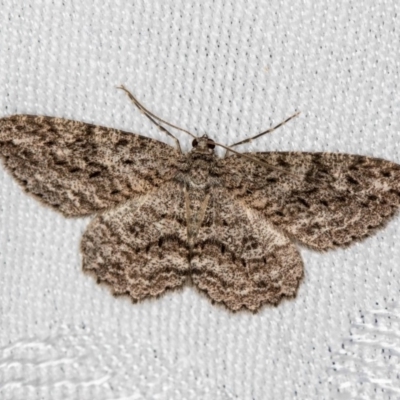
xmin=0 ymin=115 xmax=181 ymax=217
xmin=219 ymin=152 xmax=400 ymax=250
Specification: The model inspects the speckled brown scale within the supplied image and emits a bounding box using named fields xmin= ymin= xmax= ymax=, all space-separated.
xmin=1 ymin=113 xmax=400 ymax=311
xmin=0 ymin=115 xmax=180 ymax=216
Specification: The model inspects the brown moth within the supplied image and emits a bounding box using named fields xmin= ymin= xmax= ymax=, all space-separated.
xmin=1 ymin=86 xmax=400 ymax=311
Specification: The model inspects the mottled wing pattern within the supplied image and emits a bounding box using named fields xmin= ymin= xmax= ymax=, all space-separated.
xmin=220 ymin=152 xmax=400 ymax=250
xmin=81 ymin=182 xmax=189 ymax=300
xmin=189 ymin=187 xmax=303 ymax=311
xmin=0 ymin=115 xmax=180 ymax=216
xmin=81 ymin=181 xmax=303 ymax=310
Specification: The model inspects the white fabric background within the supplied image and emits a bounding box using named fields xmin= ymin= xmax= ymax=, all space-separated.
xmin=0 ymin=1 xmax=400 ymax=399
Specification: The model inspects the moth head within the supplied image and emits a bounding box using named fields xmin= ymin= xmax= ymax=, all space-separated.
xmin=191 ymin=135 xmax=216 ymax=154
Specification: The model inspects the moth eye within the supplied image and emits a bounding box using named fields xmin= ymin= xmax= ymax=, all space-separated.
xmin=192 ymin=139 xmax=198 ymax=147
xmin=207 ymin=142 xmax=215 ymax=149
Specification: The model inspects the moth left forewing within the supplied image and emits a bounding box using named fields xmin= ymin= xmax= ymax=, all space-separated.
xmin=219 ymin=152 xmax=400 ymax=250
xmin=0 ymin=115 xmax=181 ymax=217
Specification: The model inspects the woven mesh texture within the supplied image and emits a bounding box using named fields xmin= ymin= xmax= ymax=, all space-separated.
xmin=0 ymin=1 xmax=400 ymax=399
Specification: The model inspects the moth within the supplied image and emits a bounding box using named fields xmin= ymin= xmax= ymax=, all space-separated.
xmin=1 ymin=86 xmax=400 ymax=311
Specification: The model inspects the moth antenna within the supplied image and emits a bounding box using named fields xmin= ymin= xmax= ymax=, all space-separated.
xmin=117 ymin=85 xmax=196 ymax=141
xmin=229 ymin=111 xmax=301 ymax=148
